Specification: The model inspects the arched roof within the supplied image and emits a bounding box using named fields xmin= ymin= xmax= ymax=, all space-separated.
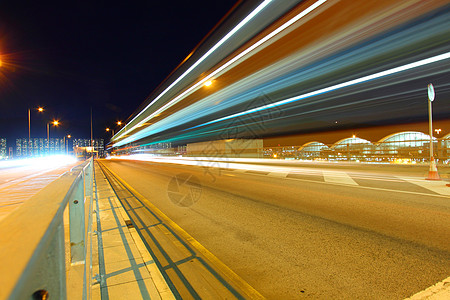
xmin=299 ymin=141 xmax=329 ymax=151
xmin=377 ymin=131 xmax=431 ymax=143
xmin=331 ymin=137 xmax=372 ymax=149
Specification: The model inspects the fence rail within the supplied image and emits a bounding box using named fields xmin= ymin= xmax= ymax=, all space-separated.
xmin=0 ymin=157 xmax=94 ymax=300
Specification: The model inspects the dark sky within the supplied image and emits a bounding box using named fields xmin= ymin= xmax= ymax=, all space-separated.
xmin=0 ymin=0 xmax=237 ymax=146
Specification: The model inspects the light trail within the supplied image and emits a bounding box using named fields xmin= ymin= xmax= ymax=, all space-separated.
xmin=0 ymin=155 xmax=78 ymax=169
xmin=113 ymin=0 xmax=328 ymax=143
xmin=191 ymin=52 xmax=450 ymax=128
xmin=114 ymin=51 xmax=450 ymax=147
xmin=113 ymin=0 xmax=274 ymax=141
xmin=111 ymin=1 xmax=450 ymax=149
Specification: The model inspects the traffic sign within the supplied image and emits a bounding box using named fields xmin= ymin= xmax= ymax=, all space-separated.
xmin=428 ymin=83 xmax=435 ymax=101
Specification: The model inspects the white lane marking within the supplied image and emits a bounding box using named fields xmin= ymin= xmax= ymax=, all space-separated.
xmin=405 ymin=276 xmax=450 ymax=300
xmin=399 ymin=177 xmax=450 ymax=196
xmin=323 ymin=170 xmax=358 ymax=185
xmin=269 ymin=171 xmax=290 ymax=178
xmin=284 ymin=176 xmax=450 ymax=199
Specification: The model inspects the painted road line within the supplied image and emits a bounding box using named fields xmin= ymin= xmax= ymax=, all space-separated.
xmin=405 ymin=276 xmax=450 ymax=299
xmin=284 ymin=175 xmax=450 ymax=199
xmin=268 ymin=171 xmax=290 ymax=178
xmin=323 ymin=170 xmax=358 ymax=185
xmin=100 ymin=162 xmax=265 ymax=300
xmin=400 ymin=177 xmax=450 ymax=196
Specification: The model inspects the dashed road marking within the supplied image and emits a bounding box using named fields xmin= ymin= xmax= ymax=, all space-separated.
xmin=400 ymin=177 xmax=450 ymax=196
xmin=323 ymin=170 xmax=358 ymax=185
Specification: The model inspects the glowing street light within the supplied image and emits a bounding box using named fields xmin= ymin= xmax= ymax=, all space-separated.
xmin=28 ymin=107 xmax=45 ymax=156
xmin=63 ymin=134 xmax=71 ymax=155
xmin=117 ymin=121 xmax=122 ymax=126
xmin=47 ymin=120 xmax=60 ymax=153
xmin=204 ymin=80 xmax=213 ymax=87
xmin=106 ymin=127 xmax=115 ymax=136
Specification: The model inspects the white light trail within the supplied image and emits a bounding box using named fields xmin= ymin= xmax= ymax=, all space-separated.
xmin=195 ymin=52 xmax=450 ymax=127
xmin=113 ymin=0 xmax=274 ymax=141
xmin=0 ymin=155 xmax=78 ymax=169
xmin=114 ymin=0 xmax=328 ymax=145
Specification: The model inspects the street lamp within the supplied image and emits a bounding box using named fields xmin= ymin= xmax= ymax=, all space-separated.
xmin=63 ymin=134 xmax=71 ymax=155
xmin=28 ymin=107 xmax=44 ymax=156
xmin=106 ymin=127 xmax=115 ymax=136
xmin=47 ymin=120 xmax=60 ymax=154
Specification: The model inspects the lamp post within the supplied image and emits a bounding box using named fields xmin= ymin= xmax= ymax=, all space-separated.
xmin=28 ymin=107 xmax=44 ymax=156
xmin=47 ymin=120 xmax=59 ymax=154
xmin=106 ymin=127 xmax=114 ymax=136
xmin=426 ymin=83 xmax=440 ymax=180
xmin=114 ymin=121 xmax=123 ymax=139
xmin=63 ymin=134 xmax=71 ymax=155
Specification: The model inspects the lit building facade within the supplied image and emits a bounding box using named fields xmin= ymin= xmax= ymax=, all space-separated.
xmin=15 ymin=138 xmax=65 ymax=157
xmin=0 ymin=138 xmax=6 ymax=159
xmin=73 ymin=139 xmax=105 ymax=157
xmin=264 ymin=131 xmax=449 ymax=162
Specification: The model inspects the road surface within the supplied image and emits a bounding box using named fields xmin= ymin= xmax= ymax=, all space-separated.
xmin=0 ymin=158 xmax=80 ymax=221
xmin=99 ymin=158 xmax=450 ymax=299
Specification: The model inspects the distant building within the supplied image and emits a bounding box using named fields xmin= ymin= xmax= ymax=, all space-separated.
xmin=186 ymin=139 xmax=263 ymax=158
xmin=73 ymin=139 xmax=104 ymax=157
xmin=0 ymin=138 xmax=6 ymax=159
xmin=15 ymin=138 xmax=65 ymax=157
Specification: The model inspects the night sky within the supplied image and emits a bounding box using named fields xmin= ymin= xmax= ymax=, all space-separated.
xmin=0 ymin=0 xmax=237 ymax=146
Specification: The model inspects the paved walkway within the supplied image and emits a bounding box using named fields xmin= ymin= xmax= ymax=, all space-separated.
xmin=92 ymin=163 xmax=174 ymax=299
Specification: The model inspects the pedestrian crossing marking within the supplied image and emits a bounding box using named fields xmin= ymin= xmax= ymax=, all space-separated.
xmin=323 ymin=170 xmax=358 ymax=185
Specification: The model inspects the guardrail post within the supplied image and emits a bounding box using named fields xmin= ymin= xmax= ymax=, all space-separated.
xmin=25 ymin=222 xmax=67 ymax=300
xmin=84 ymin=159 xmax=93 ymax=199
xmin=69 ymin=172 xmax=86 ymax=264
xmin=83 ymin=158 xmax=94 ymax=299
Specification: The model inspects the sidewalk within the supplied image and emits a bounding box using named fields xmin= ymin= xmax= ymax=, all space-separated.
xmin=92 ymin=163 xmax=174 ymax=299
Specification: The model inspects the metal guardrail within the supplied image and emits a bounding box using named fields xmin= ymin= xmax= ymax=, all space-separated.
xmin=0 ymin=157 xmax=94 ymax=300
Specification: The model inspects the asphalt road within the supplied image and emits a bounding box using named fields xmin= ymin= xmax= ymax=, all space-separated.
xmin=99 ymin=158 xmax=450 ymax=299
xmin=0 ymin=159 xmax=80 ymax=221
